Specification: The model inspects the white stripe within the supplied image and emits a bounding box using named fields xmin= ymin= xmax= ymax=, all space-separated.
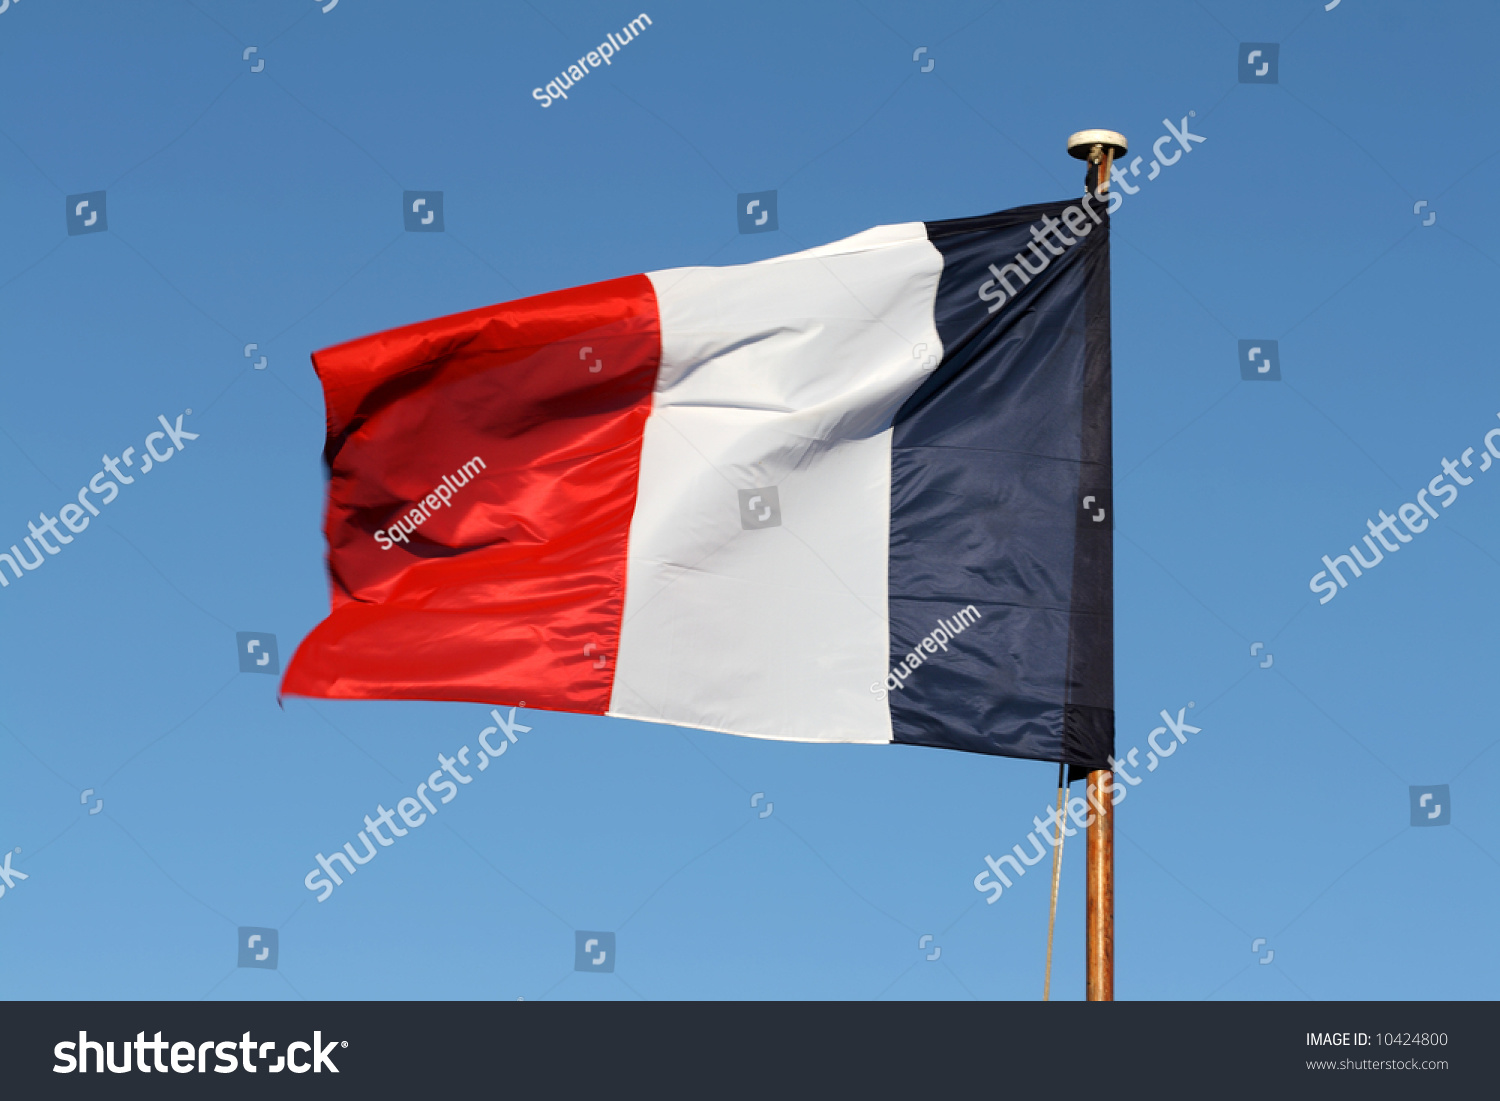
xmin=608 ymin=222 xmax=943 ymax=743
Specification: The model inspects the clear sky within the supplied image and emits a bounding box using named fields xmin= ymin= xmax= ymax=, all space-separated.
xmin=1 ymin=0 xmax=1496 ymax=1002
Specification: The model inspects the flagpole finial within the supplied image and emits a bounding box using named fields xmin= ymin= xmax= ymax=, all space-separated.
xmin=1067 ymin=129 xmax=1128 ymax=196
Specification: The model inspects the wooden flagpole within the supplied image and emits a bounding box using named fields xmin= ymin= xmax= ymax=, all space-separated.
xmin=1067 ymin=128 xmax=1126 ymax=1003
xmin=1085 ymin=768 xmax=1114 ymax=1000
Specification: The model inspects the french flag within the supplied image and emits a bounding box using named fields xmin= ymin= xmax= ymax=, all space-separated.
xmin=283 ymin=199 xmax=1114 ymax=771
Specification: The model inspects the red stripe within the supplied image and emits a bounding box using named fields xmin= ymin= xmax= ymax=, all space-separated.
xmin=281 ymin=274 xmax=660 ymax=712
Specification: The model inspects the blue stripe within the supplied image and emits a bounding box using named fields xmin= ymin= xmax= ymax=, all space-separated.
xmin=886 ymin=201 xmax=1113 ymax=768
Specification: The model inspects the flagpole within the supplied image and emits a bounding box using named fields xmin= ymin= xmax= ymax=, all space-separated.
xmin=1085 ymin=767 xmax=1114 ymax=1001
xmin=1067 ymin=128 xmax=1126 ymax=1003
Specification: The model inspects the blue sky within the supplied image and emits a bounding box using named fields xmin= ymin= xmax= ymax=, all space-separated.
xmin=1 ymin=0 xmax=1497 ymax=1001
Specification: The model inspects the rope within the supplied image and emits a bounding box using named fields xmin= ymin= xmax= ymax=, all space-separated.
xmin=1044 ymin=763 xmax=1066 ymax=1001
